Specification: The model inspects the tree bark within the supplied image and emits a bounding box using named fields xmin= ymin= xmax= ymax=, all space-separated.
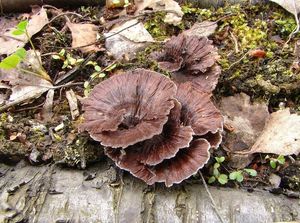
xmin=0 ymin=160 xmax=299 ymax=223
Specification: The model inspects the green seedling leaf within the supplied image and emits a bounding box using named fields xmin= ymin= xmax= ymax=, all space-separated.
xmin=229 ymin=171 xmax=238 ymax=180
xmin=0 ymin=54 xmax=21 ymax=69
xmin=105 ymin=63 xmax=117 ymax=72
xmin=84 ymin=81 xmax=90 ymax=89
xmin=86 ymin=61 xmax=97 ymax=66
xmin=95 ymin=65 xmax=101 ymax=72
xmin=236 ymin=172 xmax=244 ymax=182
xmin=214 ymin=163 xmax=220 ymax=169
xmin=52 ymin=55 xmax=61 ymax=60
xmin=76 ymin=58 xmax=84 ymax=64
xmin=12 ymin=29 xmax=25 ymax=35
xmin=98 ymin=73 xmax=106 ymax=78
xmin=62 ymin=60 xmax=69 ymax=69
xmin=270 ymin=160 xmax=277 ymax=169
xmin=59 ymin=49 xmax=66 ymax=57
xmin=15 ymin=48 xmax=27 ymax=59
xmin=277 ymin=155 xmax=285 ymax=165
xmin=213 ymin=168 xmax=220 ymax=177
xmin=12 ymin=20 xmax=29 ymax=35
xmin=17 ymin=20 xmax=28 ymax=31
xmin=218 ymin=174 xmax=228 ymax=185
xmin=208 ymin=176 xmax=216 ymax=184
xmin=215 ymin=156 xmax=225 ymax=163
xmin=244 ymin=169 xmax=257 ymax=177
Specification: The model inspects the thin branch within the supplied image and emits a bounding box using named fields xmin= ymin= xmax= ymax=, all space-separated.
xmin=48 ymin=12 xmax=83 ymax=24
xmin=199 ymin=171 xmax=226 ymax=223
xmin=225 ymin=50 xmax=251 ymax=70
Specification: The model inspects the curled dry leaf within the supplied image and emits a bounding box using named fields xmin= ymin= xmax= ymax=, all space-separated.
xmin=0 ymin=7 xmax=49 ymax=55
xmin=66 ymin=89 xmax=80 ymax=120
xmin=270 ymin=0 xmax=300 ymax=15
xmin=104 ymin=19 xmax=154 ymax=60
xmin=0 ymin=50 xmax=53 ymax=111
xmin=183 ymin=21 xmax=218 ymax=38
xmin=220 ymin=93 xmax=269 ymax=153
xmin=249 ymin=108 xmax=300 ymax=156
xmin=81 ymin=69 xmax=224 ymax=186
xmin=134 ymin=0 xmax=184 ymax=25
xmin=66 ymin=22 xmax=100 ymax=53
xmin=219 ymin=93 xmax=269 ymax=168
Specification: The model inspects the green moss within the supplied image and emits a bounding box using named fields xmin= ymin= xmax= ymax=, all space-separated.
xmin=144 ymin=12 xmax=169 ymax=40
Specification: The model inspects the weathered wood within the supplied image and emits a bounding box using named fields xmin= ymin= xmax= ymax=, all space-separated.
xmin=0 ymin=160 xmax=299 ymax=223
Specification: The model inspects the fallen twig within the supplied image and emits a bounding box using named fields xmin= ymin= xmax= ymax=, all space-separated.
xmin=199 ymin=171 xmax=226 ymax=223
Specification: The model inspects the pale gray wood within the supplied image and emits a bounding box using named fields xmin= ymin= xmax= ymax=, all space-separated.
xmin=0 ymin=161 xmax=299 ymax=223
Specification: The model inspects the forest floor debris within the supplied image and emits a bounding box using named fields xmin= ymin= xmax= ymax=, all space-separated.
xmin=0 ymin=0 xmax=299 ymax=194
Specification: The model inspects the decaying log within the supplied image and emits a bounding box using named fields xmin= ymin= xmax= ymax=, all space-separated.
xmin=0 ymin=160 xmax=299 ymax=223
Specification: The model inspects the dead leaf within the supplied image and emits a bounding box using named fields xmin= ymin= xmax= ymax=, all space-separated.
xmin=220 ymin=93 xmax=270 ymax=153
xmin=0 ymin=50 xmax=53 ymax=111
xmin=183 ymin=21 xmax=218 ymax=38
xmin=66 ymin=89 xmax=79 ymax=120
xmin=40 ymin=89 xmax=55 ymax=122
xmin=134 ymin=0 xmax=183 ymax=25
xmin=270 ymin=0 xmax=300 ymax=15
xmin=66 ymin=22 xmax=100 ymax=53
xmin=250 ymin=108 xmax=300 ymax=156
xmin=0 ymin=7 xmax=49 ymax=55
xmin=104 ymin=19 xmax=154 ymax=60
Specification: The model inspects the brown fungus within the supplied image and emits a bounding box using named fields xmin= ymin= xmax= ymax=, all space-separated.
xmin=79 ymin=69 xmax=177 ymax=148
xmin=149 ymin=139 xmax=211 ymax=187
xmin=80 ymin=67 xmax=223 ymax=187
xmin=104 ymin=99 xmax=195 ymax=184
xmin=152 ymin=34 xmax=220 ymax=93
xmin=176 ymin=82 xmax=223 ymax=136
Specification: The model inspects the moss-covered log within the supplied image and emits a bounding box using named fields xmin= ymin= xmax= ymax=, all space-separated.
xmin=0 ymin=161 xmax=299 ymax=223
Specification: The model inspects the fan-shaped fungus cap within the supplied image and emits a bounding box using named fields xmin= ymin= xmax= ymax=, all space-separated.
xmin=79 ymin=69 xmax=177 ymax=148
xmin=149 ymin=139 xmax=211 ymax=187
xmin=105 ymin=138 xmax=210 ymax=187
xmin=176 ymin=82 xmax=223 ymax=136
xmin=104 ymin=99 xmax=195 ymax=183
xmin=153 ymin=34 xmax=220 ymax=92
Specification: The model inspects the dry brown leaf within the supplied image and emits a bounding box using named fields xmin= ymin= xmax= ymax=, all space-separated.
xmin=104 ymin=19 xmax=154 ymax=60
xmin=0 ymin=50 xmax=53 ymax=111
xmin=270 ymin=0 xmax=300 ymax=15
xmin=183 ymin=21 xmax=218 ymax=38
xmin=134 ymin=0 xmax=183 ymax=25
xmin=220 ymin=93 xmax=270 ymax=153
xmin=66 ymin=89 xmax=79 ymax=120
xmin=250 ymin=108 xmax=300 ymax=156
xmin=66 ymin=22 xmax=100 ymax=53
xmin=0 ymin=7 xmax=49 ymax=55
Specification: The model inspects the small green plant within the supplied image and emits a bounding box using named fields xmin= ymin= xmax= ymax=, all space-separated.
xmin=208 ymin=156 xmax=228 ymax=185
xmin=266 ymin=155 xmax=285 ymax=169
xmin=52 ymin=49 xmax=84 ymax=69
xmin=0 ymin=20 xmax=50 ymax=81
xmin=209 ymin=156 xmax=257 ymax=184
xmin=83 ymin=62 xmax=117 ymax=96
xmin=229 ymin=169 xmax=257 ymax=183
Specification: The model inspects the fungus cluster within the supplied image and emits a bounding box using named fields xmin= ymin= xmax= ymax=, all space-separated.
xmin=80 ymin=34 xmax=223 ymax=187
